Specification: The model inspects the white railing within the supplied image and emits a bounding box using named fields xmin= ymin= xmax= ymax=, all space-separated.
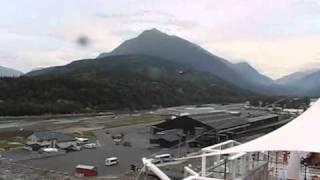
xmin=140 ymin=140 xmax=320 ymax=180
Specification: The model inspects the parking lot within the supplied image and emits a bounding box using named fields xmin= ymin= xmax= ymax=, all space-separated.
xmin=1 ymin=124 xmax=160 ymax=178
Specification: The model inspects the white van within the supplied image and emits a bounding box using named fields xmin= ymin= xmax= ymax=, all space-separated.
xmin=154 ymin=154 xmax=172 ymax=163
xmin=105 ymin=157 xmax=119 ymax=166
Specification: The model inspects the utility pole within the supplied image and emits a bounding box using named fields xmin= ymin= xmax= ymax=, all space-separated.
xmin=224 ymin=159 xmax=227 ymax=179
xmin=178 ymin=137 xmax=181 ymax=157
xmin=186 ymin=131 xmax=189 ymax=154
xmin=275 ymin=151 xmax=278 ymax=178
xmin=304 ymin=165 xmax=307 ymax=180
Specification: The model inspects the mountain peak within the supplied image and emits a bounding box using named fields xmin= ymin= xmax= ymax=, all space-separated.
xmin=232 ymin=61 xmax=274 ymax=85
xmin=138 ymin=28 xmax=169 ymax=38
xmin=235 ymin=62 xmax=256 ymax=70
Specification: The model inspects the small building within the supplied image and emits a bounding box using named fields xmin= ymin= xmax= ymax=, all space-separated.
xmin=26 ymin=131 xmax=77 ymax=150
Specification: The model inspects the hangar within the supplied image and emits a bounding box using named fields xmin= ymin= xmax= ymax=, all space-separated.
xmin=150 ymin=111 xmax=285 ymax=148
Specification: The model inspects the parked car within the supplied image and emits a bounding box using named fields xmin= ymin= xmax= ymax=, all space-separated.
xmin=75 ymin=137 xmax=89 ymax=142
xmin=41 ymin=148 xmax=58 ymax=153
xmin=83 ymin=143 xmax=97 ymax=149
xmin=152 ymin=154 xmax=172 ymax=164
xmin=105 ymin=157 xmax=119 ymax=166
xmin=75 ymin=164 xmax=97 ymax=177
xmin=66 ymin=145 xmax=81 ymax=152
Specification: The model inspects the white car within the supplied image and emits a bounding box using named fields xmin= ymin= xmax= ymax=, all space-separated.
xmin=83 ymin=143 xmax=97 ymax=149
xmin=41 ymin=148 xmax=58 ymax=153
xmin=75 ymin=137 xmax=89 ymax=142
xmin=105 ymin=157 xmax=119 ymax=166
xmin=153 ymin=154 xmax=172 ymax=163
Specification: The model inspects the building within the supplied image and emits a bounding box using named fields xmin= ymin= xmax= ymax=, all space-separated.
xmin=26 ymin=131 xmax=77 ymax=150
xmin=151 ymin=116 xmax=211 ymax=135
xmin=150 ymin=129 xmax=186 ymax=148
xmin=150 ymin=112 xmax=284 ymax=147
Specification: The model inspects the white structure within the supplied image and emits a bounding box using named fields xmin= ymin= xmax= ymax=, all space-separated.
xmin=142 ymin=140 xmax=267 ymax=180
xmin=27 ymin=131 xmax=77 ymax=149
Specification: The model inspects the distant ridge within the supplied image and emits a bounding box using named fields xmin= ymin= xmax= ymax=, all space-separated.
xmin=0 ymin=66 xmax=23 ymax=77
xmin=276 ymin=69 xmax=318 ymax=85
xmin=276 ymin=69 xmax=320 ymax=96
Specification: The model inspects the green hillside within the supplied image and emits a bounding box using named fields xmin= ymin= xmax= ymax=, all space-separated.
xmin=0 ymin=55 xmax=251 ymax=116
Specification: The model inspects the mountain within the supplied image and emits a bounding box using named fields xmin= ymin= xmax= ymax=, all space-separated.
xmin=0 ymin=66 xmax=23 ymax=77
xmin=231 ymin=62 xmax=274 ymax=86
xmin=298 ymin=71 xmax=320 ymax=96
xmin=6 ymin=55 xmax=250 ymax=116
xmin=26 ymin=55 xmax=248 ymax=97
xmin=276 ymin=70 xmax=317 ymax=85
xmin=276 ymin=70 xmax=320 ymax=96
xmin=98 ymin=28 xmax=259 ymax=91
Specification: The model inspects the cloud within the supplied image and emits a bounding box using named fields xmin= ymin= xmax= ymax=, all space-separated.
xmin=1 ymin=0 xmax=320 ymax=78
xmin=203 ymin=34 xmax=320 ymax=79
xmin=97 ymin=10 xmax=197 ymax=30
xmin=96 ymin=10 xmax=174 ymax=19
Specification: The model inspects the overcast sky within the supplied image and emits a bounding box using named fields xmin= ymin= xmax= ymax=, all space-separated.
xmin=0 ymin=0 xmax=320 ymax=79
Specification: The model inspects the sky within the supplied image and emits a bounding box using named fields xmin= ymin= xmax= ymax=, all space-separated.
xmin=0 ymin=0 xmax=320 ymax=79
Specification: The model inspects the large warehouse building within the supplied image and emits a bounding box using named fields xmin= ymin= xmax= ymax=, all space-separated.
xmin=150 ymin=111 xmax=287 ymax=148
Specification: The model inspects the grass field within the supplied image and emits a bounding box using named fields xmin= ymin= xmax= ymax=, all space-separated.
xmin=108 ymin=114 xmax=163 ymax=127
xmin=72 ymin=131 xmax=96 ymax=139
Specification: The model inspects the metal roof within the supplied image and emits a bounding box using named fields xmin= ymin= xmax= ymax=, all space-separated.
xmin=246 ymin=114 xmax=278 ymax=123
xmin=153 ymin=111 xmax=279 ymax=132
xmin=76 ymin=164 xmax=96 ymax=170
xmin=151 ymin=129 xmax=185 ymax=142
xmin=190 ymin=112 xmax=248 ymax=130
xmin=160 ymin=134 xmax=181 ymax=142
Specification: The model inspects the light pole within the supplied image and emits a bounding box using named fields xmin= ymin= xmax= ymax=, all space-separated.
xmin=304 ymin=164 xmax=307 ymax=180
xmin=177 ymin=132 xmax=186 ymax=158
xmin=178 ymin=137 xmax=181 ymax=157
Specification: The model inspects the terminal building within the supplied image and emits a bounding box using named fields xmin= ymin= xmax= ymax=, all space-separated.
xmin=150 ymin=111 xmax=287 ymax=148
